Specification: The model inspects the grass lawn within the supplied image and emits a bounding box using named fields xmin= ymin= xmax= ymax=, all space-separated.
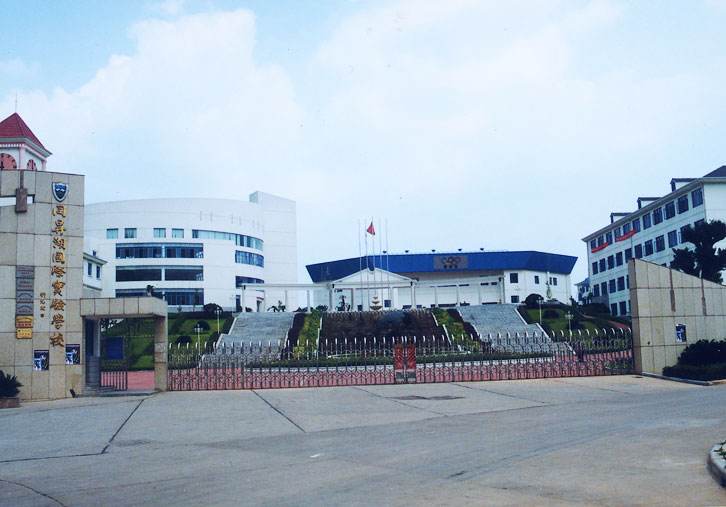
xmin=523 ymin=308 xmax=600 ymax=334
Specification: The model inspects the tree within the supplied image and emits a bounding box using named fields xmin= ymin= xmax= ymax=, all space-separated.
xmin=670 ymin=220 xmax=726 ymax=283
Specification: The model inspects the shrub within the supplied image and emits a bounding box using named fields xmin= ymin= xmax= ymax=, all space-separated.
xmin=176 ymin=335 xmax=191 ymax=345
xmin=0 ymin=370 xmax=22 ymax=397
xmin=663 ymin=363 xmax=726 ymax=381
xmin=203 ymin=303 xmax=223 ymax=317
xmin=581 ymin=303 xmax=610 ymax=316
xmin=524 ymin=293 xmax=544 ymax=308
xmin=676 ymin=339 xmax=726 ymax=366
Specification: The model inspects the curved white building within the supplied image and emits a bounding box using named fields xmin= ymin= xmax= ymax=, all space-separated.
xmin=84 ymin=192 xmax=297 ymax=312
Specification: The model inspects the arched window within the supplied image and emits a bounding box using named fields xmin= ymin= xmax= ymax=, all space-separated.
xmin=0 ymin=153 xmax=17 ymax=170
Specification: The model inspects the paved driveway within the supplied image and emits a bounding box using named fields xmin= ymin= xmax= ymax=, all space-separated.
xmin=1 ymin=376 xmax=725 ymax=506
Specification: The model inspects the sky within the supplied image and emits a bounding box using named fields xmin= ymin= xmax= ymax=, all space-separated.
xmin=2 ymin=0 xmax=726 ymax=287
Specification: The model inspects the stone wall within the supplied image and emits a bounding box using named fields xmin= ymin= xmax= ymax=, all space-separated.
xmin=0 ymin=170 xmax=85 ymax=400
xmin=629 ymin=259 xmax=726 ymax=374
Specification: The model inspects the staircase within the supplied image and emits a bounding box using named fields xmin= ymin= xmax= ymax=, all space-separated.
xmin=458 ymin=304 xmax=556 ymax=351
xmin=215 ymin=312 xmax=295 ymax=356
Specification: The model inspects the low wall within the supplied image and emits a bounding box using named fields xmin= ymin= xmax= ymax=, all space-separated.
xmin=629 ymin=259 xmax=726 ymax=374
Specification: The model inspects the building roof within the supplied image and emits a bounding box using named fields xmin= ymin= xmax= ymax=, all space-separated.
xmin=703 ymin=165 xmax=726 ymax=178
xmin=306 ymin=250 xmax=578 ymax=283
xmin=0 ymin=113 xmax=49 ymax=154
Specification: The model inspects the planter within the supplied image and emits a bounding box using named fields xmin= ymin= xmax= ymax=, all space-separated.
xmin=0 ymin=396 xmax=20 ymax=409
xmin=708 ymin=443 xmax=726 ymax=487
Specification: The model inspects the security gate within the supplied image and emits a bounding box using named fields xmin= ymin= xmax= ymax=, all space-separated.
xmin=100 ymin=336 xmax=128 ymax=391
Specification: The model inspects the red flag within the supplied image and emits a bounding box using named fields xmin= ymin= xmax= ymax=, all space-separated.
xmin=366 ymin=222 xmax=376 ymax=235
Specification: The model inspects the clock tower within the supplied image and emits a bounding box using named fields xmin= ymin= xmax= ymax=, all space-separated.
xmin=0 ymin=112 xmax=51 ymax=171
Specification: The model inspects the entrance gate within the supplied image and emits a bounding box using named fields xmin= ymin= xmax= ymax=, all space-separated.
xmin=394 ymin=343 xmax=417 ymax=383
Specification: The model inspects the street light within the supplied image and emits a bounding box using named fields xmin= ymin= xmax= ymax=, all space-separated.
xmin=214 ymin=307 xmax=222 ymax=334
xmin=538 ymin=297 xmax=543 ymax=324
xmin=565 ymin=311 xmax=573 ymax=332
xmin=193 ymin=324 xmax=203 ymax=348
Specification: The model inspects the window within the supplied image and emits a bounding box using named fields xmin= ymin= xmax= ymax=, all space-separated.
xmin=601 ymin=282 xmax=608 ymax=295
xmin=116 ymin=243 xmax=203 ymax=259
xmin=96 ymin=265 xmax=101 ymax=279
xmin=592 ymin=262 xmax=598 ymax=275
xmin=106 ymin=228 xmax=118 ymax=239
xmin=609 ymin=279 xmax=616 ymax=293
xmin=624 ymin=248 xmax=632 ymax=261
xmin=551 ymin=277 xmax=558 ymax=286
xmin=680 ymin=225 xmax=691 ymax=243
xmin=236 ymin=276 xmax=264 ymax=287
xmin=509 ymin=273 xmax=519 ymax=283
xmin=192 ymin=229 xmax=263 ymax=250
xmin=615 ymin=252 xmax=623 ymax=266
xmin=653 ymin=207 xmax=663 ymax=225
xmin=172 ymin=228 xmax=184 ymax=238
xmin=619 ymin=301 xmax=627 ymax=316
xmin=626 ymin=275 xmax=630 ymax=289
xmin=644 ymin=240 xmax=654 ymax=256
xmin=124 ymin=228 xmax=137 ymax=239
xmin=590 ymin=239 xmax=597 ymax=250
xmin=165 ymin=266 xmax=204 ymax=281
xmin=665 ymin=201 xmax=676 ymax=219
xmin=534 ymin=275 xmax=540 ymax=284
xmin=153 ymin=228 xmax=166 ymax=238
xmin=667 ymin=230 xmax=678 ymax=248
xmin=115 ymin=267 xmax=162 ymax=282
xmin=614 ymin=227 xmax=622 ymax=239
xmin=606 ymin=231 xmax=613 ymax=244
xmin=692 ymin=188 xmax=703 ymax=207
xmin=634 ymin=244 xmax=643 ymax=258
xmin=611 ymin=303 xmax=618 ymax=316
xmin=235 ymin=251 xmax=265 ymax=267
xmin=511 ymin=295 xmax=520 ymax=303
xmin=655 ymin=235 xmax=665 ymax=252
xmin=87 ymin=262 xmax=92 ymax=276
xmin=642 ymin=214 xmax=652 ymax=229
xmin=617 ymin=277 xmax=625 ymax=291
xmin=677 ymin=195 xmax=689 ymax=214
xmin=607 ymin=255 xmax=614 ymax=270
xmin=599 ymin=259 xmax=606 ymax=272
xmin=632 ymin=218 xmax=641 ymax=232
xmin=593 ymin=285 xmax=600 ymax=297
xmin=623 ymin=223 xmax=631 ymax=234
xmin=597 ymin=235 xmax=605 ymax=246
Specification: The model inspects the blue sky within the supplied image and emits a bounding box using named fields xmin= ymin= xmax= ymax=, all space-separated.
xmin=3 ymin=0 xmax=726 ymax=286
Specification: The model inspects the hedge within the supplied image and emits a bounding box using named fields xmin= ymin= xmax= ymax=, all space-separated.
xmin=662 ymin=363 xmax=726 ymax=381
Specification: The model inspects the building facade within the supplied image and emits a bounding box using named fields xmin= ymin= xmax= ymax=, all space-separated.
xmin=84 ymin=193 xmax=297 ymax=312
xmin=582 ymin=166 xmax=726 ymax=317
xmin=306 ymin=250 xmax=576 ymax=310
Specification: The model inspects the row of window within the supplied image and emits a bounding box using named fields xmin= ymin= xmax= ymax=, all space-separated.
xmin=116 ymin=266 xmax=204 ymax=282
xmin=591 ymin=220 xmax=705 ymax=275
xmin=108 ymin=228 xmax=185 ymax=240
xmin=86 ymin=262 xmax=101 ymax=279
xmin=236 ymin=276 xmax=265 ymax=287
xmin=235 ymin=250 xmax=265 ymax=267
xmin=116 ymin=288 xmax=204 ymax=306
xmin=116 ymin=243 xmax=204 ymax=259
xmin=192 ymin=230 xmax=263 ymax=250
xmin=592 ymin=275 xmax=629 ymax=297
xmin=590 ymin=188 xmax=704 ymax=249
xmin=611 ymin=301 xmax=629 ymax=317
xmin=509 ymin=273 xmax=558 ymax=286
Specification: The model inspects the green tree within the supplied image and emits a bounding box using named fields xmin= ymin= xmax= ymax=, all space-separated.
xmin=670 ymin=220 xmax=726 ymax=283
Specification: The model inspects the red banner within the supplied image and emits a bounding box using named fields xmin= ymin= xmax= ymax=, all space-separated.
xmin=616 ymin=229 xmax=637 ymax=242
xmin=591 ymin=242 xmax=609 ymax=253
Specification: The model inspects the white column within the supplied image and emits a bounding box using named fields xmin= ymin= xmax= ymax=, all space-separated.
xmin=241 ymin=286 xmax=246 ymax=312
xmin=328 ymin=287 xmax=333 ymax=310
xmin=433 ymin=285 xmax=438 ymax=307
xmin=456 ymin=284 xmax=461 ymax=307
xmin=350 ymin=288 xmax=355 ymax=311
xmin=284 ymin=290 xmax=289 ymax=311
xmin=306 ymin=290 xmax=311 ymax=312
xmin=412 ymin=284 xmax=417 ymax=308
xmin=477 ymin=283 xmax=482 ymax=305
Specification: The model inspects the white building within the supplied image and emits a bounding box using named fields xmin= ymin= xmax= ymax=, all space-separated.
xmin=84 ymin=193 xmax=297 ymax=312
xmin=582 ymin=166 xmax=726 ymax=317
xmin=305 ymin=250 xmax=576 ymax=310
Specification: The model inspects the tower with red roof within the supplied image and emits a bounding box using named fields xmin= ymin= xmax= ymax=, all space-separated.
xmin=0 ymin=112 xmax=51 ymax=171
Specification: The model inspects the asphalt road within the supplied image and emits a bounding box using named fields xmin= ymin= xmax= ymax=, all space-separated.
xmin=1 ymin=376 xmax=725 ymax=506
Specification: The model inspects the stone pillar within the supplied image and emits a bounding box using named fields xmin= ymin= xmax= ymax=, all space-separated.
xmin=306 ymin=290 xmax=311 ymax=312
xmin=456 ymin=284 xmax=461 ymax=307
xmin=154 ymin=316 xmax=168 ymax=392
xmin=241 ymin=286 xmax=246 ymax=312
xmin=411 ymin=284 xmax=417 ymax=308
xmin=328 ymin=287 xmax=334 ymax=311
xmin=477 ymin=283 xmax=482 ymax=305
xmin=434 ymin=286 xmax=438 ymax=307
xmin=284 ymin=290 xmax=289 ymax=311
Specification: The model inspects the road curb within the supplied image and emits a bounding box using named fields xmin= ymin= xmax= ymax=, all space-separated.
xmin=638 ymin=372 xmax=725 ymax=386
xmin=708 ymin=443 xmax=726 ymax=487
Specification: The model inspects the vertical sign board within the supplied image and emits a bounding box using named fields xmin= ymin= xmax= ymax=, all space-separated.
xmin=15 ymin=266 xmax=34 ymax=339
xmin=49 ymin=182 xmax=69 ymax=349
xmin=675 ymin=324 xmax=687 ymax=343
xmin=393 ymin=344 xmax=405 ymax=383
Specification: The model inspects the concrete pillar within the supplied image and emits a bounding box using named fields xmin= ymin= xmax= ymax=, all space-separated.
xmin=328 ymin=287 xmax=333 ymax=310
xmin=84 ymin=319 xmax=101 ymax=391
xmin=154 ymin=316 xmax=168 ymax=392
xmin=412 ymin=285 xmax=417 ymax=308
xmin=241 ymin=286 xmax=246 ymax=312
xmin=456 ymin=284 xmax=461 ymax=307
xmin=306 ymin=290 xmax=311 ymax=312
xmin=284 ymin=290 xmax=289 ymax=311
xmin=434 ymin=286 xmax=438 ymax=307
xmin=350 ymin=288 xmax=355 ymax=311
xmin=477 ymin=283 xmax=482 ymax=305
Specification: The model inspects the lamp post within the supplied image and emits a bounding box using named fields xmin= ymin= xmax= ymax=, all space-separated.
xmin=214 ymin=307 xmax=222 ymax=334
xmin=538 ymin=297 xmax=543 ymax=324
xmin=194 ymin=324 xmax=203 ymax=348
xmin=565 ymin=311 xmax=573 ymax=332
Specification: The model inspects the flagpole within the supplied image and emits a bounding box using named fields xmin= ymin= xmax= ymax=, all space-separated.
xmin=386 ymin=218 xmax=391 ymax=306
xmin=358 ymin=219 xmax=363 ymax=312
